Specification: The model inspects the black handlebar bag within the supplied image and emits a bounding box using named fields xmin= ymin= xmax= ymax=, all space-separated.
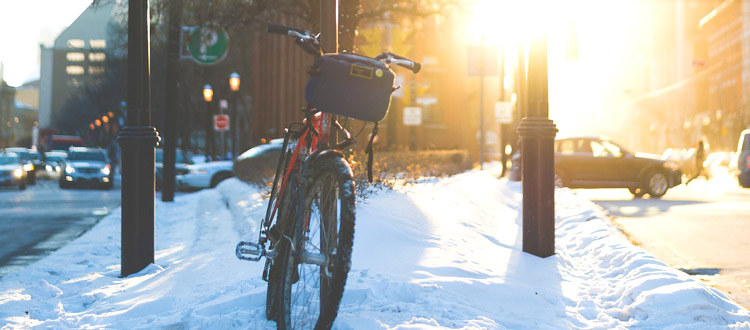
xmin=305 ymin=54 xmax=396 ymax=122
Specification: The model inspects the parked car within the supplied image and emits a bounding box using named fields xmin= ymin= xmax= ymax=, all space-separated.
xmin=735 ymin=129 xmax=750 ymax=188
xmin=5 ymin=147 xmax=42 ymax=184
xmin=232 ymin=139 xmax=284 ymax=186
xmin=0 ymin=152 xmax=27 ymax=190
xmin=176 ymin=160 xmax=234 ymax=190
xmin=59 ymin=147 xmax=113 ymax=189
xmin=43 ymin=151 xmax=68 ymax=179
xmin=554 ymin=135 xmax=682 ymax=198
xmin=176 ymin=140 xmax=284 ymax=190
xmin=155 ymin=148 xmax=192 ymax=190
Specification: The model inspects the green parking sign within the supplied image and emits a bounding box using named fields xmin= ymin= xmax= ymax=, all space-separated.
xmin=188 ymin=25 xmax=229 ymax=65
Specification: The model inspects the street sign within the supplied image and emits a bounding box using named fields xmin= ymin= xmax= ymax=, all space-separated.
xmin=403 ymin=107 xmax=422 ymax=126
xmin=188 ymin=25 xmax=229 ymax=65
xmin=214 ymin=114 xmax=230 ymax=131
xmin=495 ymin=101 xmax=512 ymax=124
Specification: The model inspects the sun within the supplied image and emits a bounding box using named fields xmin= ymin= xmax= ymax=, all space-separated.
xmin=467 ymin=0 xmax=570 ymax=47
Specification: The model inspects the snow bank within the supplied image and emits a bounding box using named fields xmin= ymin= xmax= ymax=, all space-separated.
xmin=0 ymin=166 xmax=748 ymax=329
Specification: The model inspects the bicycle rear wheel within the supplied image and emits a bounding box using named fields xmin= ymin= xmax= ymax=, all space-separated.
xmin=277 ymin=155 xmax=356 ymax=330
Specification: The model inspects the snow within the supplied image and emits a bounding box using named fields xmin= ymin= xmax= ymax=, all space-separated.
xmin=1 ymin=164 xmax=749 ymax=329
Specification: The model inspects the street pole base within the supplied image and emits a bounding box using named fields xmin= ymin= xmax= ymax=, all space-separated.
xmin=517 ymin=117 xmax=557 ymax=258
xmin=118 ymin=126 xmax=160 ymax=277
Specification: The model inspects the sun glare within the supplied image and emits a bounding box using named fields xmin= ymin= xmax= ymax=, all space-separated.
xmin=468 ymin=0 xmax=568 ymax=46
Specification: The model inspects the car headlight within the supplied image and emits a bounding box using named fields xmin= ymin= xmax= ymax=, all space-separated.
xmin=189 ymin=168 xmax=208 ymax=174
xmin=13 ymin=169 xmax=23 ymax=178
xmin=65 ymin=165 xmax=76 ymax=174
xmin=46 ymin=165 xmax=53 ymax=171
xmin=23 ymin=163 xmax=34 ymax=171
xmin=663 ymin=161 xmax=679 ymax=171
xmin=100 ymin=166 xmax=111 ymax=175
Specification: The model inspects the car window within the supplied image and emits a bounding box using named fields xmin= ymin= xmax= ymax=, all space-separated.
xmin=577 ymin=140 xmax=592 ymax=154
xmin=69 ymin=151 xmax=107 ymax=162
xmin=238 ymin=144 xmax=282 ymax=160
xmin=589 ymin=140 xmax=622 ymax=157
xmin=0 ymin=155 xmax=20 ymax=165
xmin=590 ymin=141 xmax=610 ymax=157
xmin=601 ymin=140 xmax=623 ymax=157
xmin=556 ymin=140 xmax=576 ymax=154
xmin=46 ymin=156 xmax=66 ymax=162
xmin=742 ymin=133 xmax=750 ymax=151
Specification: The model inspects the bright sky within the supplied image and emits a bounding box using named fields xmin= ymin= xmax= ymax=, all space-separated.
xmin=0 ymin=0 xmax=93 ymax=87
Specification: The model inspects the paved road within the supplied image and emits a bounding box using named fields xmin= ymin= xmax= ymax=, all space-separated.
xmin=0 ymin=178 xmax=122 ymax=278
xmin=574 ymin=168 xmax=750 ymax=308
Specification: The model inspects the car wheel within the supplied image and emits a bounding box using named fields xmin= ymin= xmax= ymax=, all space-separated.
xmin=645 ymin=171 xmax=669 ymax=198
xmin=554 ymin=172 xmax=565 ymax=188
xmin=210 ymin=172 xmax=232 ymax=188
xmin=628 ymin=187 xmax=645 ymax=198
xmin=59 ymin=181 xmax=69 ymax=189
xmin=19 ymin=182 xmax=26 ymax=190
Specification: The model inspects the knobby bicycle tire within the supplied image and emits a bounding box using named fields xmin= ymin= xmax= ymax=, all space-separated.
xmin=266 ymin=171 xmax=300 ymax=320
xmin=277 ymin=155 xmax=356 ymax=330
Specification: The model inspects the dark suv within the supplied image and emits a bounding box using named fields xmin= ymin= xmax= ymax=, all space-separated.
xmin=60 ymin=147 xmax=113 ymax=189
xmin=554 ymin=136 xmax=682 ymax=198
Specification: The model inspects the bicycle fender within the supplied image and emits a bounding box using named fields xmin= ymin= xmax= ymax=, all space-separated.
xmin=305 ymin=149 xmax=345 ymax=169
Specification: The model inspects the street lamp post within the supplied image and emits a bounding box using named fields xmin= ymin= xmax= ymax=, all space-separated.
xmin=517 ymin=32 xmax=557 ymax=258
xmin=162 ymin=0 xmax=183 ymax=202
xmin=118 ymin=0 xmax=160 ymax=277
xmin=229 ymin=72 xmax=240 ymax=158
xmin=203 ymin=84 xmax=214 ymax=161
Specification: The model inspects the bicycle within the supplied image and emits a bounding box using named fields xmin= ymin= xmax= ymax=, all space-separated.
xmin=236 ymin=23 xmax=421 ymax=329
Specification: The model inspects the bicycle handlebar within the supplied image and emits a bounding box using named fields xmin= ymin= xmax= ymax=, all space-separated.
xmin=375 ymin=52 xmax=421 ymax=74
xmin=267 ymin=23 xmax=305 ymax=36
xmin=267 ymin=23 xmax=421 ymax=73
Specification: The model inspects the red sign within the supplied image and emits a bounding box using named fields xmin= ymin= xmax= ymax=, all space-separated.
xmin=214 ymin=114 xmax=230 ymax=131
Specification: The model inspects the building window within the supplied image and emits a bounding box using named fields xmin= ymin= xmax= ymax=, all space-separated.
xmin=66 ymin=66 xmax=85 ymax=75
xmin=89 ymin=52 xmax=106 ymax=62
xmin=88 ymin=66 xmax=105 ymax=75
xmin=67 ymin=39 xmax=85 ymax=48
xmin=66 ymin=52 xmax=85 ymax=62
xmin=90 ymin=39 xmax=106 ymax=49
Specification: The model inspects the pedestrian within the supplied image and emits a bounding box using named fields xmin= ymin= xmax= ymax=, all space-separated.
xmin=686 ymin=137 xmax=708 ymax=185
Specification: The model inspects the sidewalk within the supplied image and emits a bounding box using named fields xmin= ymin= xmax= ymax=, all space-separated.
xmin=0 ymin=165 xmax=748 ymax=329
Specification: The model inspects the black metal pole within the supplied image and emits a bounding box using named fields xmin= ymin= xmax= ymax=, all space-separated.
xmin=162 ymin=0 xmax=183 ymax=202
xmin=119 ymin=0 xmax=160 ymax=277
xmin=517 ymin=33 xmax=557 ymax=258
xmin=499 ymin=40 xmax=509 ymax=177
xmin=231 ymin=92 xmax=238 ymax=158
xmin=321 ymin=0 xmax=338 ymax=143
xmin=206 ymin=101 xmax=213 ymax=161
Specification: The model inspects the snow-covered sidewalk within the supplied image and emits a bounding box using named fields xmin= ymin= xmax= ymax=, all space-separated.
xmin=1 ymin=166 xmax=748 ymax=329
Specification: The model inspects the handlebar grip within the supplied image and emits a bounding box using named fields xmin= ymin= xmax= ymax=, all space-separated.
xmin=267 ymin=23 xmax=304 ymax=35
xmin=375 ymin=52 xmax=421 ymax=74
xmin=409 ymin=62 xmax=422 ymax=74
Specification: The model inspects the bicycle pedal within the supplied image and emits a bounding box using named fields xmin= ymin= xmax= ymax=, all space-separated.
xmin=235 ymin=241 xmax=264 ymax=261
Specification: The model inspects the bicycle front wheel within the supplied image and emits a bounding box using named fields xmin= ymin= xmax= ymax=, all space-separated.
xmin=277 ymin=155 xmax=356 ymax=330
